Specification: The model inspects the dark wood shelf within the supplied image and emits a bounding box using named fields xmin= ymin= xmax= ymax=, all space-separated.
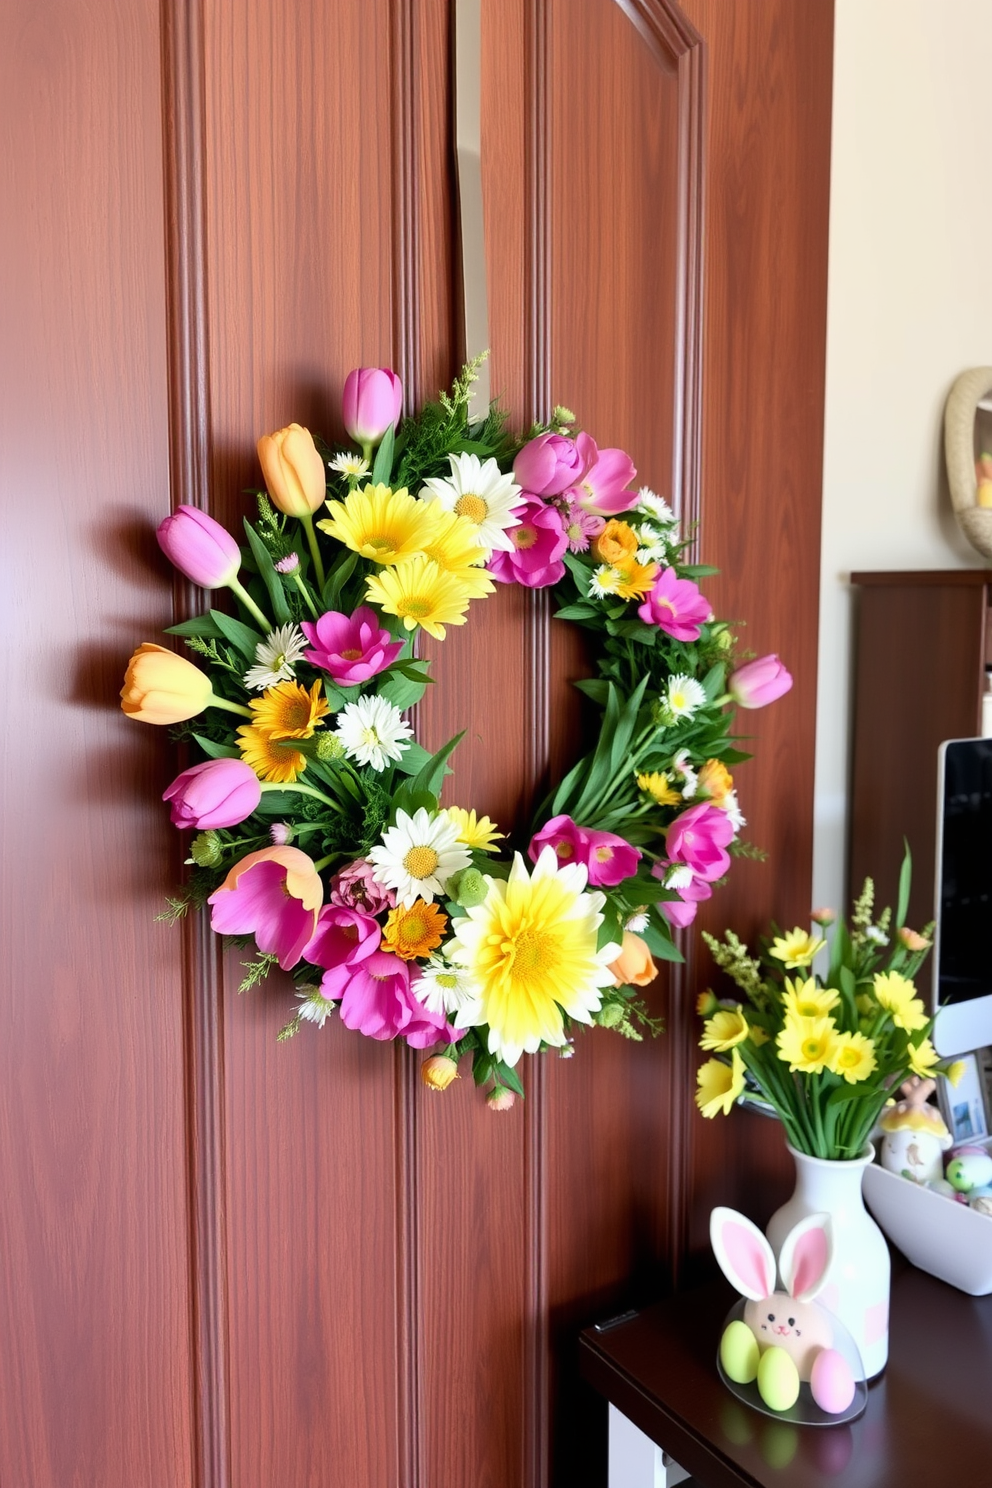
xmin=581 ymin=1261 xmax=992 ymax=1488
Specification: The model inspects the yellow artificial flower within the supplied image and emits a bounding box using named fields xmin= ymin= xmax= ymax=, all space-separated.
xmin=855 ymin=993 xmax=874 ymax=1018
xmin=365 ymin=556 xmax=476 ymax=640
xmin=696 ymin=989 xmax=720 ymax=1018
xmin=776 ymin=1013 xmax=837 ymax=1074
xmin=421 ymin=1055 xmax=459 ymax=1091
xmin=781 ymin=976 xmax=840 ymax=1020
xmin=826 ymin=1031 xmax=878 ymax=1084
xmin=318 ymin=483 xmax=440 ymax=565
xmin=592 ymin=519 xmax=640 ymax=569
xmin=237 ymin=725 xmax=307 ymax=783
xmin=946 ymin=1060 xmax=967 ymax=1088
xmin=769 ymin=929 xmax=827 ymax=968
xmin=697 ymin=758 xmax=734 ymax=803
xmin=907 ymin=1037 xmax=940 ymax=1079
xmin=443 ymin=807 xmax=504 ymax=852
xmin=700 ymin=1007 xmax=750 ymax=1053
xmin=613 ymin=560 xmax=659 ymax=601
xmin=872 ymin=971 xmax=928 ymax=1032
xmin=256 ymin=423 xmax=326 ymax=516
xmin=695 ymin=1048 xmax=746 ymax=1119
xmin=636 ymin=771 xmax=682 ymax=807
xmin=248 ymin=678 xmax=329 ymax=738
xmin=418 ymin=509 xmax=494 ymax=597
xmin=445 ymin=848 xmax=619 ymax=1067
xmin=383 ymin=900 xmax=448 ymax=961
xmin=120 ymin=643 xmax=214 ymax=724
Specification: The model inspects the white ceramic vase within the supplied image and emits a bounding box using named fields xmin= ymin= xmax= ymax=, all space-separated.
xmin=765 ymin=1144 xmax=890 ymax=1380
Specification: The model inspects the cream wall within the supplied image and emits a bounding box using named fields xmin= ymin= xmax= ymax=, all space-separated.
xmin=812 ymin=0 xmax=992 ymax=916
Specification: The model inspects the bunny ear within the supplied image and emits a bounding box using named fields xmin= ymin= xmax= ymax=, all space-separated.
xmin=779 ymin=1212 xmax=833 ymax=1302
xmin=710 ymin=1207 xmax=776 ymax=1300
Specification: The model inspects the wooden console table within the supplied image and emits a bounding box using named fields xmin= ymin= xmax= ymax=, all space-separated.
xmin=580 ymin=1259 xmax=992 ymax=1488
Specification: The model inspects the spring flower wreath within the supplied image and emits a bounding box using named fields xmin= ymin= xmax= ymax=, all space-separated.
xmin=122 ymin=357 xmax=793 ymax=1106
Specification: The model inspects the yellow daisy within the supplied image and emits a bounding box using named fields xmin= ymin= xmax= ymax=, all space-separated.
xmin=781 ymin=976 xmax=840 ymax=1020
xmin=248 ymin=678 xmax=329 ymax=738
xmin=907 ymin=1037 xmax=940 ymax=1079
xmin=418 ymin=509 xmax=494 ymax=599
xmin=443 ymin=807 xmax=504 ymax=852
xmin=695 ymin=1048 xmax=746 ymax=1119
xmin=382 ymin=900 xmax=448 ymax=961
xmin=826 ymin=1031 xmax=878 ymax=1084
xmin=318 ymin=483 xmax=440 ymax=565
xmin=776 ymin=1013 xmax=837 ymax=1074
xmin=769 ymin=928 xmax=826 ymax=968
xmin=872 ymin=971 xmax=928 ymax=1032
xmin=237 ymin=725 xmax=307 ymax=783
xmin=700 ymin=1007 xmax=749 ymax=1052
xmin=636 ymin=771 xmax=682 ymax=807
xmin=365 ymin=556 xmax=476 ymax=640
xmin=613 ymin=560 xmax=659 ymax=601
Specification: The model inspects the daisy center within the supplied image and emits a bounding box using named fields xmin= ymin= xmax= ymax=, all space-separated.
xmin=400 ymin=915 xmax=428 ymax=944
xmin=455 ymin=493 xmax=488 ymax=523
xmin=282 ymin=699 xmax=312 ymax=729
xmin=398 ymin=596 xmax=432 ymax=619
xmin=340 ymin=647 xmax=363 ymax=661
xmin=838 ymin=1047 xmax=859 ymax=1067
xmin=508 ymin=928 xmax=555 ymax=975
xmin=368 ymin=535 xmax=394 ymax=551
xmin=404 ymin=846 xmax=440 ymax=879
xmin=437 ymin=973 xmax=458 ymax=989
xmin=802 ymin=1038 xmax=824 ymax=1059
xmin=513 ymin=526 xmax=537 ymax=550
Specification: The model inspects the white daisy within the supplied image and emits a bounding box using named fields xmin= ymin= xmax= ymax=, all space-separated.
xmin=720 ymin=790 xmax=746 ymax=834
xmin=296 ymin=988 xmax=336 ymax=1028
xmin=419 ymin=452 xmax=522 ymax=553
xmin=243 ymin=623 xmax=308 ymax=690
xmin=412 ymin=957 xmax=477 ymax=1016
xmin=329 ymin=451 xmax=370 ymax=481
xmin=624 ymin=908 xmax=650 ymax=933
xmin=589 ymin=564 xmax=623 ymax=598
xmin=334 ymin=694 xmax=413 ymax=771
xmin=663 ymin=864 xmax=695 ymax=890
xmin=633 ymin=523 xmax=674 ymax=563
xmin=635 ymin=487 xmax=677 ymax=526
xmin=671 ymin=747 xmax=699 ymax=798
xmin=663 ymin=674 xmax=707 ymax=723
xmin=368 ymin=807 xmax=471 ymax=906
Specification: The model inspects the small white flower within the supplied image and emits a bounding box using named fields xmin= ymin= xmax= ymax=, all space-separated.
xmin=329 ymin=452 xmax=370 ymax=480
xmin=624 ymin=909 xmax=650 ymax=933
xmin=664 ymin=864 xmax=695 ymax=890
xmin=663 ymin=674 xmax=707 ymax=723
xmin=635 ymin=487 xmax=677 ymax=526
xmin=297 ymin=988 xmax=335 ymax=1028
xmin=720 ymin=790 xmax=746 ymax=834
xmin=865 ymin=925 xmax=889 ymax=946
xmin=419 ymin=452 xmax=522 ymax=553
xmin=243 ymin=623 xmax=308 ymax=690
xmin=671 ymin=748 xmax=698 ymax=797
xmin=368 ymin=807 xmax=471 ymax=907
xmin=412 ymin=957 xmax=477 ymax=1016
xmin=589 ymin=564 xmax=623 ymax=598
xmin=633 ymin=523 xmax=674 ymax=563
xmin=334 ymin=694 xmax=413 ymax=771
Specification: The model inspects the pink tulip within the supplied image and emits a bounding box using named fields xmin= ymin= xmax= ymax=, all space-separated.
xmin=513 ymin=432 xmax=585 ymax=496
xmin=342 ymin=367 xmax=403 ymax=446
xmin=656 ymin=872 xmax=713 ymax=929
xmin=637 ymin=567 xmax=712 ymax=641
xmin=301 ymin=605 xmax=403 ymax=685
xmin=488 ymin=495 xmax=567 ymax=588
xmin=303 ymin=904 xmax=382 ymax=1000
xmin=157 ymin=505 xmax=241 ymax=588
xmin=529 ymin=814 xmax=589 ymax=868
xmin=329 ymin=858 xmax=396 ymax=915
xmin=570 ymin=431 xmax=638 ymax=516
xmin=582 ymin=828 xmax=641 ymax=887
xmin=163 ymin=757 xmax=262 ymax=829
xmin=664 ymin=802 xmax=735 ymax=882
xmin=208 ymin=847 xmax=323 ymax=970
xmin=728 ymin=654 xmax=793 ymax=709
xmin=338 ymin=950 xmax=456 ymax=1048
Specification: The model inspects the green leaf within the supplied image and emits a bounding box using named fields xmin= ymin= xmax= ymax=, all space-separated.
xmin=377 ymin=670 xmax=428 ymax=710
xmin=827 ymin=1084 xmax=872 ymax=1107
xmin=553 ymin=603 xmax=597 ymax=622
xmin=192 ymin=733 xmax=240 ymax=759
xmin=321 ymin=551 xmax=359 ymax=611
xmin=394 ymin=741 xmax=433 ymax=776
xmin=209 ymin=607 xmax=262 ymax=661
xmin=493 ymin=1061 xmax=525 ymax=1098
xmin=574 ymin=678 xmax=610 ymax=706
xmin=896 ymin=841 xmax=912 ymax=929
xmin=243 ymin=520 xmax=292 ymax=624
xmin=165 ymin=614 xmax=225 ymax=639
xmin=408 ymin=731 xmax=464 ymax=798
xmin=642 ymin=913 xmax=685 ymax=963
xmin=253 ymin=790 xmax=305 ymax=815
xmin=371 ymin=422 xmax=396 ymax=484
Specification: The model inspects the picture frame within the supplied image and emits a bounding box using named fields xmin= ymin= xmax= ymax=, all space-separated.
xmin=937 ymin=1050 xmax=990 ymax=1145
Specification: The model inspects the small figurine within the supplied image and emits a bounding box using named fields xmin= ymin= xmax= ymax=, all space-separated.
xmin=879 ymin=1077 xmax=953 ymax=1184
xmin=946 ymin=1150 xmax=992 ymax=1194
xmin=710 ymin=1207 xmax=857 ymax=1415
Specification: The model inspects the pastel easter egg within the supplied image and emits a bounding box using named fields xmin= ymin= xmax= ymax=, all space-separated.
xmin=757 ymin=1345 xmax=800 ymax=1412
xmin=948 ymin=1152 xmax=992 ymax=1191
xmin=720 ymin=1320 xmax=760 ymax=1384
xmin=809 ymin=1348 xmax=856 ymax=1415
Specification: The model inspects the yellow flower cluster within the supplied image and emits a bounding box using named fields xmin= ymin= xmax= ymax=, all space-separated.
xmin=238 ymin=678 xmax=329 ymax=783
xmin=319 ymin=484 xmax=493 ymax=639
xmin=591 ymin=519 xmax=658 ymax=599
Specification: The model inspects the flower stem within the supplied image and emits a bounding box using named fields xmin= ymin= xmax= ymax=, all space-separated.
xmin=226 ymin=575 xmax=273 ymax=633
xmin=208 ymin=693 xmax=253 ymax=718
xmin=262 ymin=781 xmax=339 ymax=810
xmin=299 ymin=512 xmax=326 ymax=590
xmin=312 ymin=853 xmax=335 ymax=873
xmin=292 ymin=571 xmax=320 ymax=619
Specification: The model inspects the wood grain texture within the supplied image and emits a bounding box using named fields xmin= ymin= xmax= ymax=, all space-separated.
xmin=0 ymin=2 xmax=193 ymax=1484
xmin=678 ymin=0 xmax=835 ymax=1260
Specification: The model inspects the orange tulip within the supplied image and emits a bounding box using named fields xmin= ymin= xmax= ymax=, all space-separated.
xmin=120 ymin=643 xmax=214 ymax=724
xmin=257 ymin=423 xmax=327 ymax=517
xmin=610 ymin=930 xmax=658 ymax=988
xmin=592 ymin=519 xmax=639 ymax=570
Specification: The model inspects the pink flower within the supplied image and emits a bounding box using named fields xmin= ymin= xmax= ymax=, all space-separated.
xmin=529 ymin=814 xmax=590 ymax=868
xmin=301 ymin=605 xmax=403 ymax=685
xmin=561 ymin=500 xmax=605 ymax=553
xmin=208 ymin=847 xmax=323 ymax=970
xmin=329 ymin=858 xmax=396 ymax=915
xmin=157 ymin=505 xmax=241 ymax=588
xmin=488 ymin=495 xmax=567 ymax=588
xmin=582 ymin=829 xmax=641 ymax=887
xmin=338 ymin=950 xmax=456 ymax=1048
xmin=571 ymin=431 xmax=638 ymax=516
xmin=342 ymin=367 xmax=403 ymax=445
xmin=163 ymin=757 xmax=262 ymax=829
xmin=656 ymin=872 xmax=713 ymax=928
xmin=513 ymin=432 xmax=585 ymax=496
xmin=303 ymin=904 xmax=382 ymax=1000
xmin=637 ymin=567 xmax=712 ymax=641
xmin=665 ymin=803 xmax=735 ymax=882
xmin=728 ymin=654 xmax=793 ymax=709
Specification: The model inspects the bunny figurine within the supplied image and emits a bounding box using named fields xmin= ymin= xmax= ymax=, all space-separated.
xmin=710 ymin=1206 xmax=857 ymax=1415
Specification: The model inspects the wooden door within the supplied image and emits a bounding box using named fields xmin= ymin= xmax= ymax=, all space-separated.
xmin=0 ymin=1 xmax=832 ymax=1485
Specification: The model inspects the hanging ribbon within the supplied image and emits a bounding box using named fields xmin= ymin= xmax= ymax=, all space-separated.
xmin=454 ymin=0 xmax=491 ymax=421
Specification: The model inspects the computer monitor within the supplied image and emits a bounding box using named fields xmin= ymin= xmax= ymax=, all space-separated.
xmin=932 ymin=737 xmax=992 ymax=1057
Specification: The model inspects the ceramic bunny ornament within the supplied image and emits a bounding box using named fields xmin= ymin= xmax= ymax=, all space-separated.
xmin=710 ymin=1207 xmax=857 ymax=1415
